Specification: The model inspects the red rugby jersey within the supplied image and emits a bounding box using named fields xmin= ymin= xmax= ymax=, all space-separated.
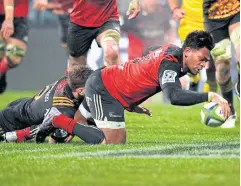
xmin=70 ymin=0 xmax=119 ymax=27
xmin=101 ymin=45 xmax=185 ymax=108
xmin=0 ymin=0 xmax=28 ymax=18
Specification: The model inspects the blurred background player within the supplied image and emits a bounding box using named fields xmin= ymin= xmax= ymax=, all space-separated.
xmin=0 ymin=65 xmax=92 ymax=143
xmin=203 ymin=0 xmax=240 ymax=128
xmin=0 ymin=0 xmax=29 ymax=94
xmin=39 ymin=0 xmax=73 ymax=68
xmin=167 ymin=0 xmax=217 ymax=93
xmin=45 ymin=0 xmax=73 ymax=51
xmin=122 ymin=0 xmax=176 ymax=60
xmin=34 ymin=0 xmax=141 ymax=72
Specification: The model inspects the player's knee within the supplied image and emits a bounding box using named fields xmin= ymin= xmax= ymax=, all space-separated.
xmin=216 ymin=61 xmax=231 ymax=75
xmin=211 ymin=39 xmax=232 ymax=62
xmin=103 ymin=44 xmax=119 ymax=65
xmin=5 ymin=44 xmax=26 ymax=67
xmin=0 ymin=39 xmax=5 ymax=60
xmin=101 ymin=30 xmax=120 ymax=65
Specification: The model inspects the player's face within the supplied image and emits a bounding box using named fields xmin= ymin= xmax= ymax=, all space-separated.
xmin=185 ymin=47 xmax=210 ymax=75
xmin=73 ymin=88 xmax=85 ymax=100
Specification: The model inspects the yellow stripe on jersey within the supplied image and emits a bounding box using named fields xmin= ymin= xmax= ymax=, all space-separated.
xmin=53 ymin=97 xmax=73 ymax=102
xmin=52 ymin=103 xmax=74 ymax=107
xmin=53 ymin=97 xmax=74 ymax=107
xmin=179 ymin=0 xmax=205 ymax=42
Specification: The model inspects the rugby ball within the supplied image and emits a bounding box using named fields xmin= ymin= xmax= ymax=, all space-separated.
xmin=200 ymin=102 xmax=225 ymax=127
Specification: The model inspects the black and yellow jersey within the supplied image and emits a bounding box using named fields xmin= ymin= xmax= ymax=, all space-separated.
xmin=203 ymin=0 xmax=240 ymax=20
xmin=19 ymin=77 xmax=82 ymax=126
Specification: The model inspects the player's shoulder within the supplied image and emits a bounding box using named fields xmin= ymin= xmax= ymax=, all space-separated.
xmin=162 ymin=44 xmax=183 ymax=63
xmin=52 ymin=77 xmax=78 ymax=108
xmin=53 ymin=77 xmax=74 ymax=99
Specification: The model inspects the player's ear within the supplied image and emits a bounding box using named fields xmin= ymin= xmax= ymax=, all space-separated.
xmin=76 ymin=88 xmax=85 ymax=96
xmin=183 ymin=47 xmax=192 ymax=58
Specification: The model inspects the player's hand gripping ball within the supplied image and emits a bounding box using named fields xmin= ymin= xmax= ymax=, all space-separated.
xmin=200 ymin=102 xmax=226 ymax=127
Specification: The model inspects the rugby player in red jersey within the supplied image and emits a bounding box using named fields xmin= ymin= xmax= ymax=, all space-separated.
xmin=37 ymin=31 xmax=231 ymax=145
xmin=0 ymin=0 xmax=29 ymax=94
xmin=34 ymin=0 xmax=140 ymax=69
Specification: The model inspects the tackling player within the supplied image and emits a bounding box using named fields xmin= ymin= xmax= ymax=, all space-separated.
xmin=0 ymin=0 xmax=29 ymax=94
xmin=0 ymin=65 xmax=93 ymax=143
xmin=38 ymin=31 xmax=231 ymax=145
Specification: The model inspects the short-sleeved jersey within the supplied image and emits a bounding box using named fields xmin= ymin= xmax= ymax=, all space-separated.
xmin=179 ymin=0 xmax=204 ymax=42
xmin=0 ymin=0 xmax=28 ymax=17
xmin=70 ymin=0 xmax=119 ymax=27
xmin=101 ymin=44 xmax=187 ymax=109
xmin=18 ymin=77 xmax=82 ymax=126
xmin=203 ymin=0 xmax=240 ymax=20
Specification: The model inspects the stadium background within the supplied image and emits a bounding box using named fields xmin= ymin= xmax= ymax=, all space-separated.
xmin=6 ymin=0 xmax=238 ymax=92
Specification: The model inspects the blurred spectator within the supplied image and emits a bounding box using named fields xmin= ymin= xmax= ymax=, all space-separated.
xmin=121 ymin=0 xmax=176 ymax=60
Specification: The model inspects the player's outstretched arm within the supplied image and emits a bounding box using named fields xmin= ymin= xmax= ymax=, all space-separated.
xmin=159 ymin=60 xmax=230 ymax=119
xmin=163 ymin=86 xmax=230 ymax=119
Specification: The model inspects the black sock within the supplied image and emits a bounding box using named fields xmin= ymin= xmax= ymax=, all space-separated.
xmin=72 ymin=123 xmax=105 ymax=144
xmin=219 ymin=77 xmax=235 ymax=114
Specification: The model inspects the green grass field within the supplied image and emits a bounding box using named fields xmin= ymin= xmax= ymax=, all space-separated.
xmin=0 ymin=92 xmax=240 ymax=186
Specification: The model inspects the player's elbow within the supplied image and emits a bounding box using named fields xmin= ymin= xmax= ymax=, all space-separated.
xmin=168 ymin=92 xmax=180 ymax=105
xmin=169 ymin=96 xmax=180 ymax=105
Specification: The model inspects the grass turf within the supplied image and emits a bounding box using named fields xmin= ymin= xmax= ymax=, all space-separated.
xmin=0 ymin=92 xmax=240 ymax=186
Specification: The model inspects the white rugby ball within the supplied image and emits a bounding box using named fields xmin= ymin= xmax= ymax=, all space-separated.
xmin=200 ymin=102 xmax=225 ymax=127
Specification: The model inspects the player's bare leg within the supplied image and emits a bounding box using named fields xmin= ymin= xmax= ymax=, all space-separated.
xmin=97 ymin=29 xmax=121 ymax=66
xmin=0 ymin=36 xmax=6 ymax=93
xmin=74 ymin=109 xmax=126 ymax=144
xmin=229 ymin=21 xmax=240 ymax=98
xmin=211 ymin=36 xmax=236 ymax=128
xmin=99 ymin=128 xmax=126 ymax=144
xmin=0 ymin=37 xmax=27 ymax=93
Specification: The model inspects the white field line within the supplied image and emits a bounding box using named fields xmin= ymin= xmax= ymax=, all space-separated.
xmin=31 ymin=143 xmax=240 ymax=159
xmin=0 ymin=146 xmax=84 ymax=155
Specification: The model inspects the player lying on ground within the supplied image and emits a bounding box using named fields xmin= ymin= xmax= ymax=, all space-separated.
xmin=0 ymin=65 xmax=93 ymax=143
xmin=37 ymin=31 xmax=231 ymax=145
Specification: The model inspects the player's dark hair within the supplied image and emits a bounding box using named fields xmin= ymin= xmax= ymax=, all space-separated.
xmin=182 ymin=30 xmax=214 ymax=51
xmin=67 ymin=65 xmax=93 ymax=90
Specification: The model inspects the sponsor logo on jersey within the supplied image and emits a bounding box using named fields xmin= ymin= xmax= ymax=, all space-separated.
xmin=162 ymin=70 xmax=177 ymax=84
